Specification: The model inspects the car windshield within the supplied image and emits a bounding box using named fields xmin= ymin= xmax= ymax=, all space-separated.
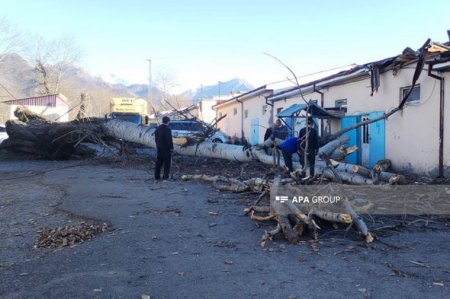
xmin=111 ymin=113 xmax=141 ymax=124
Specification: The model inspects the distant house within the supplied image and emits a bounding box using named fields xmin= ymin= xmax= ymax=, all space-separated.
xmin=6 ymin=94 xmax=70 ymax=122
xmin=212 ymin=67 xmax=354 ymax=145
xmin=213 ymin=86 xmax=274 ymax=145
xmin=156 ymin=95 xmax=236 ymax=124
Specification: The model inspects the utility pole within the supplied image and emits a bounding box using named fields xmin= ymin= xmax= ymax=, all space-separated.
xmin=200 ymin=84 xmax=203 ymax=101
xmin=147 ymin=59 xmax=152 ymax=106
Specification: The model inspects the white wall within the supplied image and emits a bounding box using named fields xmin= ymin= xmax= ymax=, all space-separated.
xmin=198 ymin=100 xmax=217 ymax=124
xmin=242 ymin=94 xmax=273 ymax=144
xmin=320 ymin=67 xmax=442 ymax=175
xmin=270 ymin=64 xmax=449 ymax=175
xmin=215 ymin=101 xmax=242 ymax=140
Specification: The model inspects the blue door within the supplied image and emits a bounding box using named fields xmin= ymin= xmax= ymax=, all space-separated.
xmin=368 ymin=111 xmax=385 ymax=167
xmin=250 ymin=118 xmax=259 ymax=145
xmin=340 ymin=116 xmax=360 ymax=164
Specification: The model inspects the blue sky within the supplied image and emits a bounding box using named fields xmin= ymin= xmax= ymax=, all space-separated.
xmin=1 ymin=0 xmax=449 ymax=91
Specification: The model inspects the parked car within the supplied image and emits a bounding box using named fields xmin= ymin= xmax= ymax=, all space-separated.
xmin=168 ymin=120 xmax=229 ymax=143
xmin=0 ymin=125 xmax=8 ymax=145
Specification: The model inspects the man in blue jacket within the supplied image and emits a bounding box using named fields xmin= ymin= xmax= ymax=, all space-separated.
xmin=278 ymin=136 xmax=299 ymax=172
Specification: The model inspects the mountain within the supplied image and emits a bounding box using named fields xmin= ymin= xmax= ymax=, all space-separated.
xmin=0 ymin=53 xmax=168 ymax=121
xmin=100 ymin=74 xmax=131 ymax=86
xmin=0 ymin=53 xmax=253 ymax=123
xmin=188 ymin=78 xmax=254 ymax=103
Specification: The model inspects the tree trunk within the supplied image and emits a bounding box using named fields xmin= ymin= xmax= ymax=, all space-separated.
xmin=2 ymin=116 xmax=103 ymax=159
xmin=318 ymin=135 xmax=349 ymax=158
xmin=353 ymin=165 xmax=371 ymax=177
xmin=269 ymin=177 xmax=300 ymax=244
xmin=3 ymin=118 xmax=406 ymax=185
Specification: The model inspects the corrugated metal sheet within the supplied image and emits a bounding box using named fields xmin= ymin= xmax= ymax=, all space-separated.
xmin=8 ymin=95 xmax=57 ymax=107
xmin=6 ymin=94 xmax=68 ymax=108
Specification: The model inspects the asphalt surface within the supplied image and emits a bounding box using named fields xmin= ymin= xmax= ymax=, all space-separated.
xmin=0 ymin=161 xmax=449 ymax=298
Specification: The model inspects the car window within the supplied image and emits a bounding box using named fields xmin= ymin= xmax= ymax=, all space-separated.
xmin=192 ymin=123 xmax=204 ymax=132
xmin=169 ymin=122 xmax=182 ymax=130
xmin=170 ymin=121 xmax=205 ymax=132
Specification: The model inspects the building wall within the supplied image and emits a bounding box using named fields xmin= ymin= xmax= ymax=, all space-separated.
xmin=321 ymin=67 xmax=444 ymax=175
xmin=242 ymin=94 xmax=273 ymax=144
xmin=215 ymin=92 xmax=273 ymax=144
xmin=198 ymin=99 xmax=217 ymax=124
xmin=443 ymin=71 xmax=450 ymax=177
xmin=272 ymin=65 xmax=449 ymax=175
xmin=215 ymin=101 xmax=242 ymax=140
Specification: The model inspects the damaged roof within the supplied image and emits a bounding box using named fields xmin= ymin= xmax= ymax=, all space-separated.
xmin=268 ymin=39 xmax=450 ymax=103
xmin=276 ymin=102 xmax=341 ymax=119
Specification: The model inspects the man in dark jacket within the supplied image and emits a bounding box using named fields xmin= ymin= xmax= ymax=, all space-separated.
xmin=154 ymin=116 xmax=174 ymax=180
xmin=298 ymin=118 xmax=319 ymax=176
xmin=272 ymin=119 xmax=288 ymax=140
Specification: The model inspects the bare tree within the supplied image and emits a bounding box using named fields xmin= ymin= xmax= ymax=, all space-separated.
xmin=0 ymin=17 xmax=22 ymax=63
xmin=155 ymin=69 xmax=180 ymax=110
xmin=28 ymin=35 xmax=82 ymax=95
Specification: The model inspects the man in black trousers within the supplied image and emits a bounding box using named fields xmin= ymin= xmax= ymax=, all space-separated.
xmin=298 ymin=118 xmax=319 ymax=177
xmin=154 ymin=116 xmax=173 ymax=180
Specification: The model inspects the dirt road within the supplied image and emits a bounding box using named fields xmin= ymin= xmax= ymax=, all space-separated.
xmin=0 ymin=159 xmax=449 ymax=298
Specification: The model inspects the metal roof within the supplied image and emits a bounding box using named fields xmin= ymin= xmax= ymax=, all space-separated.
xmin=276 ymin=102 xmax=341 ymax=119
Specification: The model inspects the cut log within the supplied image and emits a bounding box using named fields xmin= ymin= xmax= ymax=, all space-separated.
xmin=342 ymin=199 xmax=374 ymax=243
xmin=373 ymin=159 xmax=392 ymax=173
xmin=330 ymin=145 xmax=358 ymax=161
xmin=321 ymin=169 xmax=375 ymax=185
xmin=318 ymin=135 xmax=349 ymax=158
xmin=353 ymin=165 xmax=371 ymax=177
xmin=371 ymin=159 xmax=392 ymax=183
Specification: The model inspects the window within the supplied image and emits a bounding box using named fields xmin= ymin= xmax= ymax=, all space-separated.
xmin=244 ymin=109 xmax=248 ymax=118
xmin=262 ymin=105 xmax=267 ymax=115
xmin=277 ymin=107 xmax=283 ymax=114
xmin=400 ymin=85 xmax=420 ymax=103
xmin=335 ymin=99 xmax=347 ymax=109
xmin=361 ymin=116 xmax=369 ymax=144
xmin=233 ymin=107 xmax=238 ymax=115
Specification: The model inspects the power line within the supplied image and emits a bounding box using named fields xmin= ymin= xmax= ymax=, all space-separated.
xmin=0 ymin=81 xmax=17 ymax=101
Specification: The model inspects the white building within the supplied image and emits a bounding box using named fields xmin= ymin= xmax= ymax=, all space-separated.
xmin=7 ymin=94 xmax=70 ymax=122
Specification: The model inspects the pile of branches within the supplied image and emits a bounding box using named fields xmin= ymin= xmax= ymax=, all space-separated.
xmin=36 ymin=222 xmax=109 ymax=248
xmin=182 ymin=174 xmax=373 ymax=246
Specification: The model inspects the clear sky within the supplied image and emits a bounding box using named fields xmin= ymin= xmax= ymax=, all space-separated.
xmin=1 ymin=0 xmax=449 ymax=91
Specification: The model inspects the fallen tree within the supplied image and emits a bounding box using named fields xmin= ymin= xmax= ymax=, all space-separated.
xmin=2 ymin=113 xmax=406 ymax=185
